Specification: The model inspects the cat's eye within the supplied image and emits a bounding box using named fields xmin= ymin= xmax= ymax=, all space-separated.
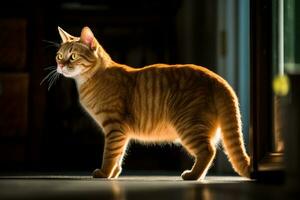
xmin=56 ymin=53 xmax=63 ymax=60
xmin=70 ymin=53 xmax=78 ymax=61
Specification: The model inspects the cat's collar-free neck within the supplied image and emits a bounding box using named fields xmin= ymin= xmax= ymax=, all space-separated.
xmin=74 ymin=60 xmax=115 ymax=88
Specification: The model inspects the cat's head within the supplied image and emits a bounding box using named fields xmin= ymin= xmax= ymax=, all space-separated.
xmin=56 ymin=26 xmax=110 ymax=78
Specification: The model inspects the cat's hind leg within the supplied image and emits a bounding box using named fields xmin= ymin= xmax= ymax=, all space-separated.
xmin=177 ymin=126 xmax=216 ymax=180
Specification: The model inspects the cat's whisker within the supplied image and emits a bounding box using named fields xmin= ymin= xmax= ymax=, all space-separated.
xmin=47 ymin=72 xmax=61 ymax=91
xmin=40 ymin=70 xmax=57 ymax=86
xmin=47 ymin=72 xmax=57 ymax=91
xmin=48 ymin=73 xmax=57 ymax=90
xmin=44 ymin=66 xmax=57 ymax=71
xmin=48 ymin=72 xmax=55 ymax=83
xmin=42 ymin=40 xmax=60 ymax=48
xmin=47 ymin=77 xmax=55 ymax=91
xmin=54 ymin=73 xmax=61 ymax=85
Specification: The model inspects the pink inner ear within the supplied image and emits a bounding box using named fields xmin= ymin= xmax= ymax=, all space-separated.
xmin=83 ymin=35 xmax=93 ymax=46
xmin=81 ymin=27 xmax=95 ymax=49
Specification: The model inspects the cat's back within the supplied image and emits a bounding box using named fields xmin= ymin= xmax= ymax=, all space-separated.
xmin=108 ymin=63 xmax=222 ymax=86
xmin=131 ymin=63 xmax=222 ymax=90
xmin=133 ymin=63 xmax=220 ymax=79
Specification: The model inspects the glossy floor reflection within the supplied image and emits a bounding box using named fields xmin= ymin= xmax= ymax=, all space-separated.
xmin=0 ymin=175 xmax=294 ymax=200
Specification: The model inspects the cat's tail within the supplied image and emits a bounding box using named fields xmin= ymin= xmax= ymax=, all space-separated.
xmin=213 ymin=81 xmax=251 ymax=178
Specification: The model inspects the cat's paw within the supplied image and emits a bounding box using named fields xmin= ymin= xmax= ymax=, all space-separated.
xmin=181 ymin=170 xmax=199 ymax=181
xmin=92 ymin=169 xmax=109 ymax=178
xmin=110 ymin=166 xmax=122 ymax=178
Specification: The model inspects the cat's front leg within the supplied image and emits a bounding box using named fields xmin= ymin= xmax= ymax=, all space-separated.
xmin=93 ymin=130 xmax=128 ymax=179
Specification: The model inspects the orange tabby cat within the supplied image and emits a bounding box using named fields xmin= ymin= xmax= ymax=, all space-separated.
xmin=54 ymin=26 xmax=250 ymax=180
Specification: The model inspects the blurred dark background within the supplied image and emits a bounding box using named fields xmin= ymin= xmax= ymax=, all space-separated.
xmin=0 ymin=0 xmax=251 ymax=175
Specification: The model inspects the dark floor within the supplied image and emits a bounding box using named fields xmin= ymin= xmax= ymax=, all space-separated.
xmin=0 ymin=174 xmax=297 ymax=200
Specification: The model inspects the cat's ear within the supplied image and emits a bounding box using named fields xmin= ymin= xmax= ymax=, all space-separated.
xmin=58 ymin=26 xmax=76 ymax=43
xmin=80 ymin=26 xmax=96 ymax=50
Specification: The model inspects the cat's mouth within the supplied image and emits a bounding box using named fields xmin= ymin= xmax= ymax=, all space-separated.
xmin=57 ymin=65 xmax=83 ymax=78
xmin=57 ymin=66 xmax=72 ymax=77
xmin=57 ymin=66 xmax=63 ymax=74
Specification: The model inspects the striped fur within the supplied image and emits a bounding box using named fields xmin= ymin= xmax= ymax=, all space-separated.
xmin=56 ymin=27 xmax=250 ymax=180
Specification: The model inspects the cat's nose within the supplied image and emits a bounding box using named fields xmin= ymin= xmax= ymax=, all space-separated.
xmin=58 ymin=63 xmax=64 ymax=68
